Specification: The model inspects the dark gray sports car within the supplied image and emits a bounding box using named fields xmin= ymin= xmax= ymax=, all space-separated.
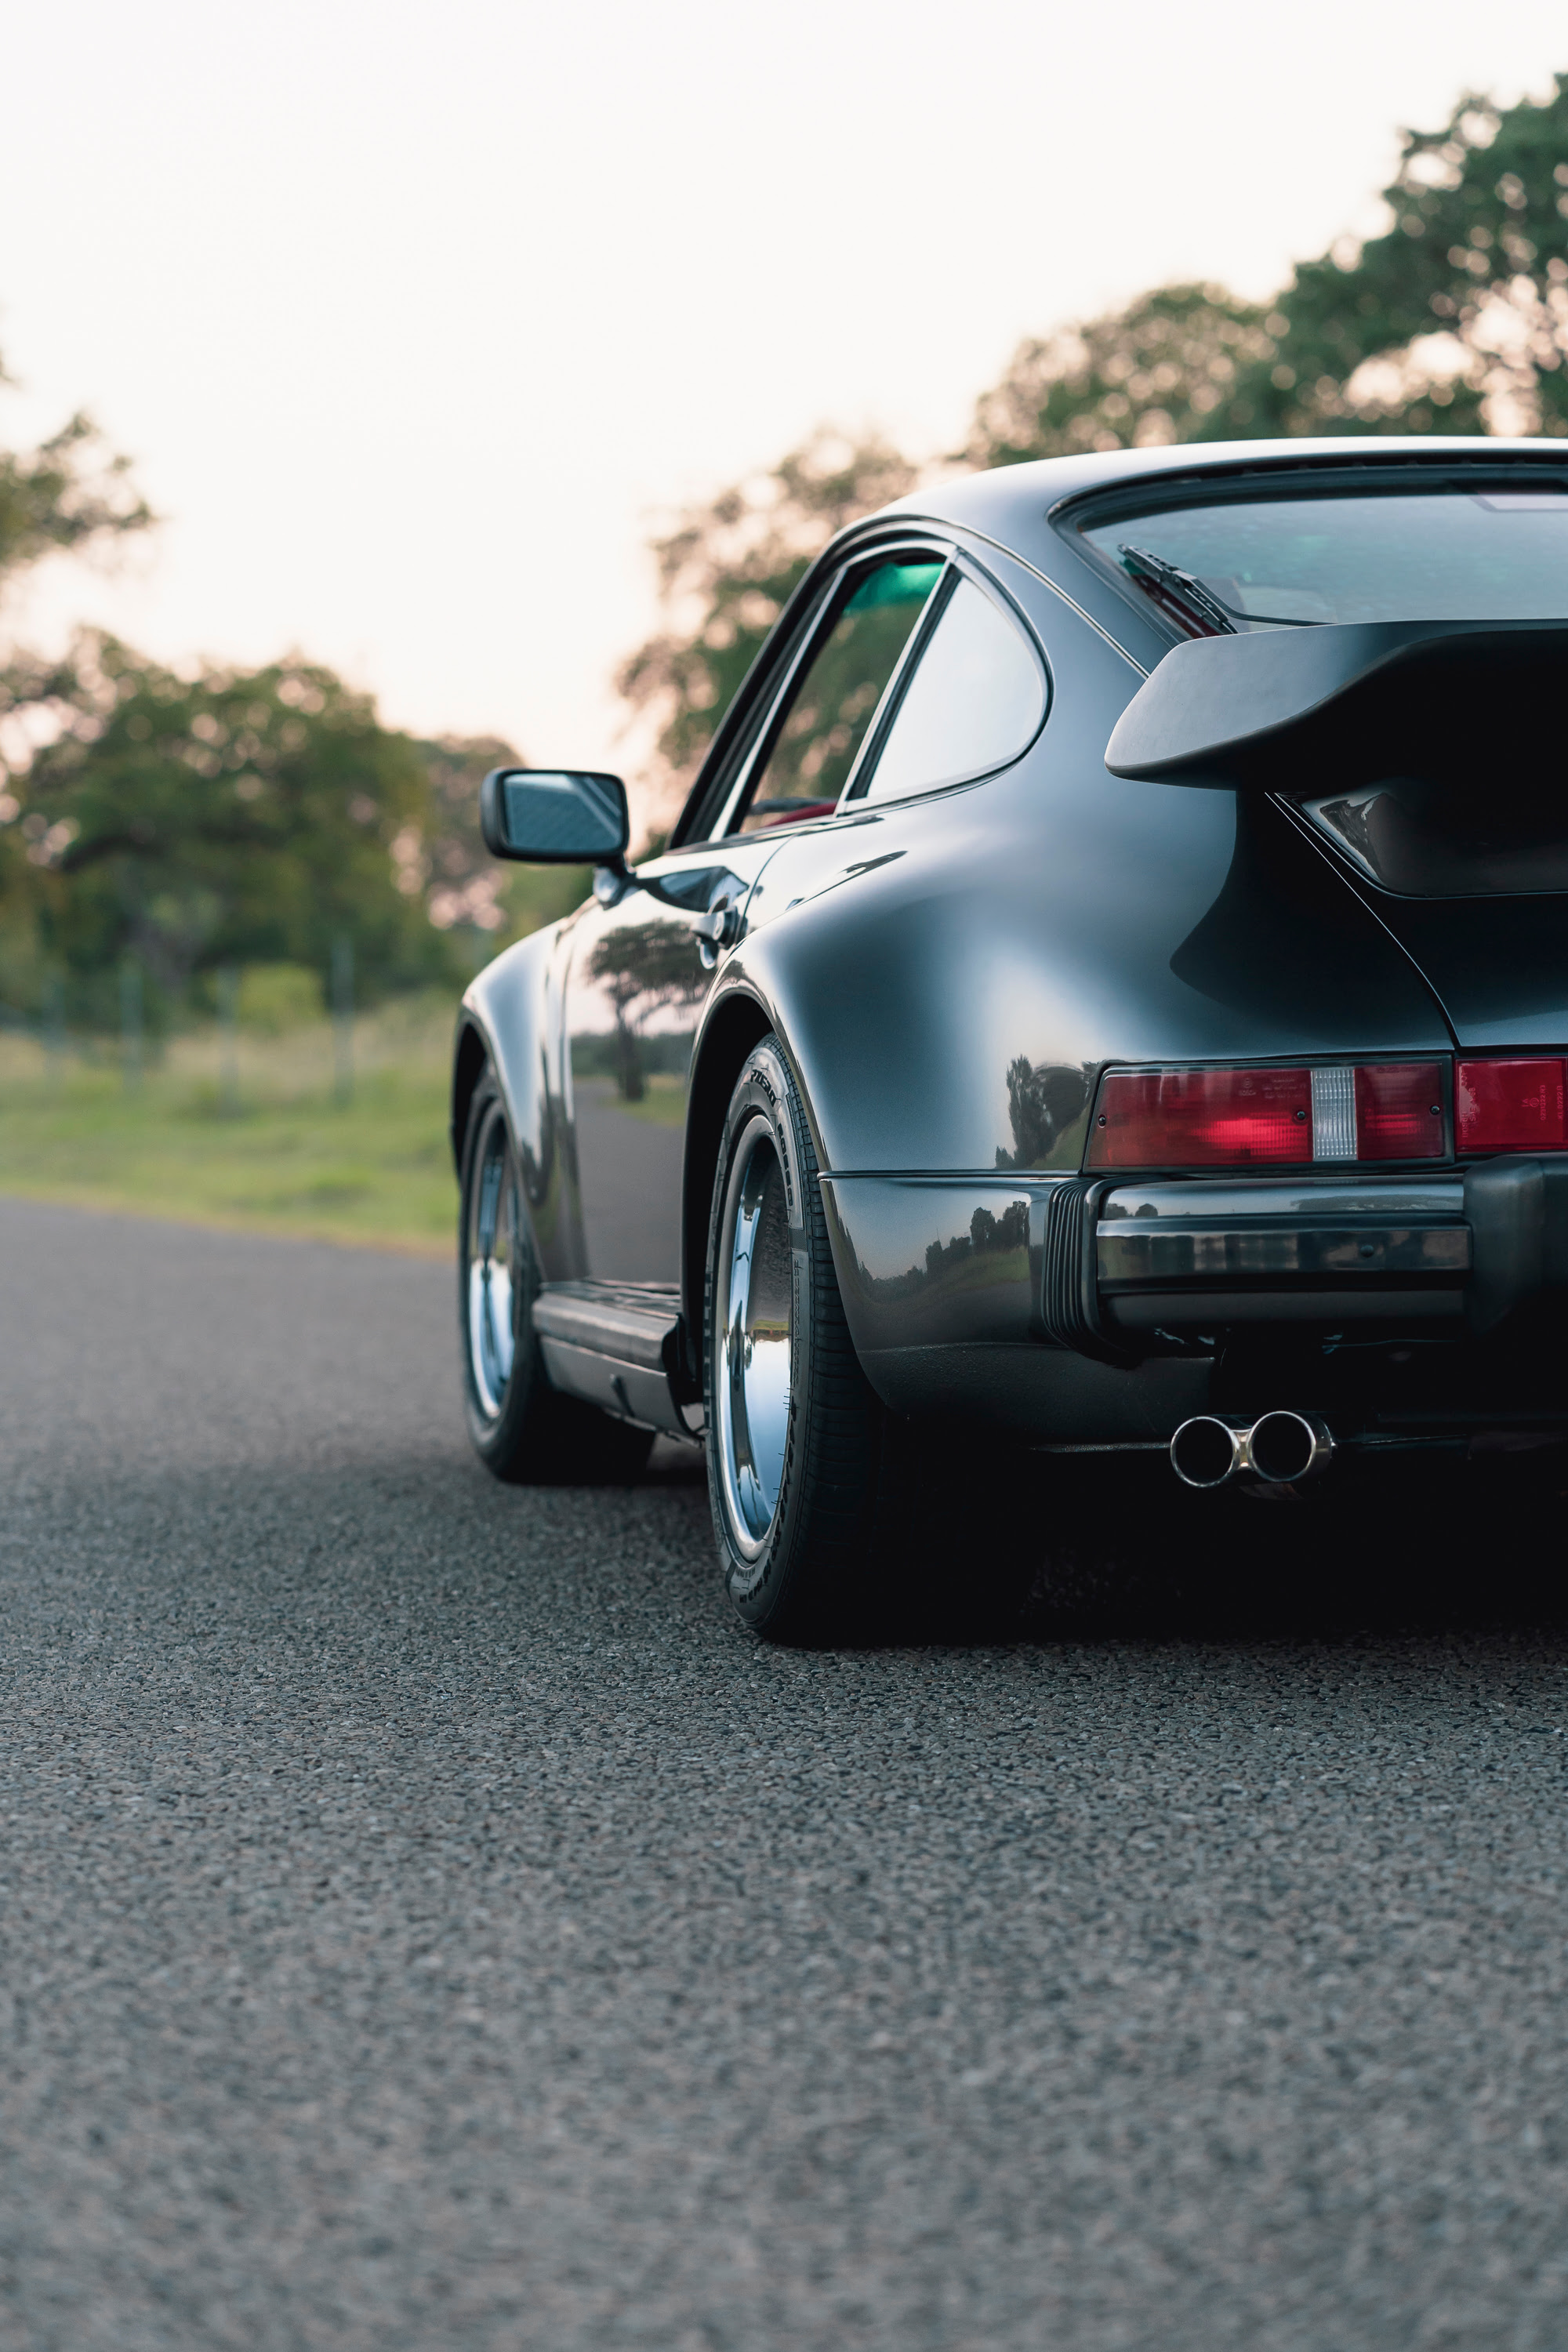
xmin=452 ymin=437 xmax=1568 ymax=1636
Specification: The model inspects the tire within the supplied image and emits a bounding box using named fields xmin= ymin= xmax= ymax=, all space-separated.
xmin=459 ymin=1073 xmax=653 ymax=1485
xmin=704 ymin=1035 xmax=906 ymax=1639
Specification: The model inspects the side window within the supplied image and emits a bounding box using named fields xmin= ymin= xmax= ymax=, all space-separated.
xmin=852 ymin=576 xmax=1045 ymax=805
xmin=731 ymin=557 xmax=943 ymax=833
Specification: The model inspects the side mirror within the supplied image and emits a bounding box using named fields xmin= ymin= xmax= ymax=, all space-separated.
xmin=479 ymin=768 xmax=630 ymax=866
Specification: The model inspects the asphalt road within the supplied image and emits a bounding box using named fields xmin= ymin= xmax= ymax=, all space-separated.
xmin=5 ymin=1197 xmax=1568 ymax=2350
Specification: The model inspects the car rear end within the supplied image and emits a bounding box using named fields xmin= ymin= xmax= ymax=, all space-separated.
xmin=1067 ymin=455 xmax=1568 ymax=1485
xmin=1066 ymin=1050 xmax=1568 ymax=1485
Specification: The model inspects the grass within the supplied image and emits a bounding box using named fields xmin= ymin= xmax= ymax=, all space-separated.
xmin=0 ymin=995 xmax=461 ymax=1256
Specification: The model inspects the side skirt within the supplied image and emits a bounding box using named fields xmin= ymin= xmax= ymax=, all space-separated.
xmin=531 ymin=1280 xmax=702 ymax=1439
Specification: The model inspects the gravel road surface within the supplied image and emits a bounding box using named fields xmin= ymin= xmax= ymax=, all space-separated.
xmin=5 ymin=1196 xmax=1568 ymax=2350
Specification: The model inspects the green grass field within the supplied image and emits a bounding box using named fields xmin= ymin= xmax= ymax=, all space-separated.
xmin=0 ymin=995 xmax=461 ymax=1255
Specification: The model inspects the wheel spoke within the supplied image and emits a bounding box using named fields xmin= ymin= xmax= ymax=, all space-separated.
xmin=716 ymin=1120 xmax=793 ymax=1552
xmin=466 ymin=1109 xmax=520 ymax=1420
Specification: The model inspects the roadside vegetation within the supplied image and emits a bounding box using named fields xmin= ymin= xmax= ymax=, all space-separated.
xmin=0 ymin=988 xmax=459 ymax=1253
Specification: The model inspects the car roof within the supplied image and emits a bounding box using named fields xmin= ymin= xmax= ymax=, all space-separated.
xmin=870 ymin=434 xmax=1568 ymax=578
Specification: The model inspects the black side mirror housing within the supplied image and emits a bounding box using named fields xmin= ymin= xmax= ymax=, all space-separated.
xmin=479 ymin=768 xmax=630 ymax=866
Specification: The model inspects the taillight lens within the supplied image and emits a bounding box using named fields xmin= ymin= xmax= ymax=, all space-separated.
xmin=1456 ymin=1058 xmax=1567 ymax=1152
xmin=1087 ymin=1067 xmax=1312 ymax=1168
xmin=1089 ymin=1059 xmax=1446 ymax=1168
xmin=1091 ymin=1054 xmax=1568 ymax=1168
xmin=1355 ymin=1063 xmax=1445 ymax=1160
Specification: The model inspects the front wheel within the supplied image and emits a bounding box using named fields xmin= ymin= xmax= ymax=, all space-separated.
xmin=459 ymin=1073 xmax=652 ymax=1484
xmin=705 ymin=1036 xmax=906 ymax=1639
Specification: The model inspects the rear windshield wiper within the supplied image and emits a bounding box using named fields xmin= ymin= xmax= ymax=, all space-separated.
xmin=1117 ymin=543 xmax=1237 ymax=638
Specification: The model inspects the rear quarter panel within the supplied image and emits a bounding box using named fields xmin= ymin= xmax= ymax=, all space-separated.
xmin=458 ymin=913 xmax=586 ymax=1280
xmin=727 ymin=556 xmax=1451 ymax=1181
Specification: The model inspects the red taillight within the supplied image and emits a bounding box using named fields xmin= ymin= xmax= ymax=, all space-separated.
xmin=1087 ymin=1067 xmax=1312 ymax=1168
xmin=1355 ymin=1063 xmax=1445 ymax=1160
xmin=1089 ymin=1054 xmax=1568 ymax=1169
xmin=1456 ymin=1058 xmax=1567 ymax=1152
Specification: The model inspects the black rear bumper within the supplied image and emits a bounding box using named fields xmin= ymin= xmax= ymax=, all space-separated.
xmin=820 ymin=1161 xmax=1568 ymax=1442
xmin=1091 ymin=1159 xmax=1568 ymax=1345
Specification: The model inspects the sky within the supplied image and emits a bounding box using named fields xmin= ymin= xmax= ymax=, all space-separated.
xmin=4 ymin=0 xmax=1568 ymax=793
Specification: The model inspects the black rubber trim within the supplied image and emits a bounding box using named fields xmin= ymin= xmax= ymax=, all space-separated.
xmin=1039 ymin=1178 xmax=1136 ymax=1365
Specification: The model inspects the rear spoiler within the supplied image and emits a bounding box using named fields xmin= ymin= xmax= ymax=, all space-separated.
xmin=1104 ymin=619 xmax=1568 ymax=789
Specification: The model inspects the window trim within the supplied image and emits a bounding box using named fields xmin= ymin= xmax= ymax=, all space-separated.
xmin=838 ymin=557 xmax=1049 ymax=811
xmin=835 ymin=563 xmax=959 ymax=804
xmin=711 ymin=539 xmax=953 ymax=840
xmin=671 ymin=530 xmax=1053 ymax=849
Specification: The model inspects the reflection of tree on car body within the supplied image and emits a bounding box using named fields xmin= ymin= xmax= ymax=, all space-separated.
xmin=583 ymin=918 xmax=706 ymax=1102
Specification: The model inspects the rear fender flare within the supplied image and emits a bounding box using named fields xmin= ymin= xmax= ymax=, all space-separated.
xmin=456 ymin=924 xmax=579 ymax=1274
xmin=680 ymin=974 xmax=826 ymax=1375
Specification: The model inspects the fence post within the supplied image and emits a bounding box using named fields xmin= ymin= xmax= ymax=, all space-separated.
xmin=332 ymin=936 xmax=354 ymax=1107
xmin=119 ymin=957 xmax=143 ymax=1091
xmin=43 ymin=975 xmax=65 ymax=1083
xmin=217 ymin=964 xmax=240 ymax=1115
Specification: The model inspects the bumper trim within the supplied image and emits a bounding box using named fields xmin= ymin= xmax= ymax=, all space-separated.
xmin=1091 ymin=1174 xmax=1472 ymax=1333
xmin=1098 ymin=1223 xmax=1472 ymax=1286
xmin=1107 ymin=1289 xmax=1465 ymax=1328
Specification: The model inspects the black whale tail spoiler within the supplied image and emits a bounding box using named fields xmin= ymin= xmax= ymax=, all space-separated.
xmin=1104 ymin=618 xmax=1568 ymax=789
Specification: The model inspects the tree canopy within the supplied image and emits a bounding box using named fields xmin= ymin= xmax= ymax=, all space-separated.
xmin=964 ymin=284 xmax=1287 ymax=464
xmin=419 ymin=730 xmax=590 ymax=944
xmin=1229 ymin=79 xmax=1568 ymax=437
xmin=0 ymin=356 xmax=576 ymax=1023
xmin=4 ymin=635 xmax=457 ymax=1014
xmin=616 ymin=428 xmax=917 ymax=801
xmin=968 ymin=81 xmax=1568 ymax=452
xmin=0 ymin=365 xmax=151 ymax=599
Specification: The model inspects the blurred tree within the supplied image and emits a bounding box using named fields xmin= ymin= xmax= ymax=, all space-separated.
xmin=967 ymin=82 xmax=1568 ymax=456
xmin=420 ymin=731 xmax=519 ymax=936
xmin=0 ymin=350 xmax=592 ymax=1018
xmin=0 ymin=354 xmax=151 ymax=597
xmin=9 ymin=633 xmax=461 ymax=1016
xmin=1225 ymin=78 xmax=1568 ymax=437
xmin=616 ymin=427 xmax=919 ymax=802
xmin=0 ymin=347 xmax=154 ymax=1009
xmin=964 ymin=284 xmax=1287 ymax=463
xmin=418 ymin=731 xmax=590 ymax=945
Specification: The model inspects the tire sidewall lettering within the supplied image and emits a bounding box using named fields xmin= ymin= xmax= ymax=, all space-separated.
xmin=739 ymin=1045 xmax=804 ymax=1236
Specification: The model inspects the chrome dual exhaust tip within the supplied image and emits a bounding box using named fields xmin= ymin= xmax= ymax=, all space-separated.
xmin=1168 ymin=1410 xmax=1334 ymax=1490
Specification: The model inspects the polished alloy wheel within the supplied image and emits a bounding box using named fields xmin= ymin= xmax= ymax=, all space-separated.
xmin=713 ymin=1115 xmax=794 ymax=1559
xmin=466 ymin=1102 xmax=521 ymax=1421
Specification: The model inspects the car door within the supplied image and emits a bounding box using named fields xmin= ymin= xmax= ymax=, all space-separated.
xmin=559 ymin=545 xmax=957 ymax=1280
xmin=559 ymin=847 xmax=770 ymax=1282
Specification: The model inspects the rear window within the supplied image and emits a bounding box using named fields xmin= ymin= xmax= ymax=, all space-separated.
xmin=1080 ymin=484 xmax=1568 ymax=630
xmin=1082 ymin=477 xmax=1568 ymax=896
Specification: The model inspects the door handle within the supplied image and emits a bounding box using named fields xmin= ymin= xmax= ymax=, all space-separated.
xmin=691 ymin=902 xmax=742 ymax=967
xmin=691 ymin=904 xmax=740 ymax=947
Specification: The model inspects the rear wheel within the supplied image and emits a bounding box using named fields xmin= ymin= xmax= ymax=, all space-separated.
xmin=705 ymin=1036 xmax=910 ymax=1639
xmin=459 ymin=1075 xmax=652 ymax=1483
